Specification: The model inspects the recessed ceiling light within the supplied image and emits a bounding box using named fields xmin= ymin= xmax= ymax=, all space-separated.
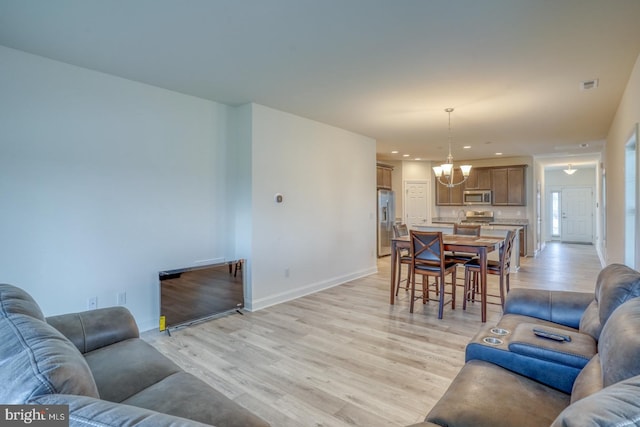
xmin=495 ymin=152 xmax=503 ymax=156
xmin=403 ymin=154 xmax=410 ymax=157
xmin=391 ymin=150 xmax=399 ymax=154
xmin=463 ymin=145 xmax=471 ymax=149
xmin=415 ymin=158 xmax=422 ymax=161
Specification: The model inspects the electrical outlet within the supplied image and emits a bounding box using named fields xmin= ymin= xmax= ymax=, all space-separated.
xmin=117 ymin=292 xmax=126 ymax=305
xmin=87 ymin=297 xmax=97 ymax=310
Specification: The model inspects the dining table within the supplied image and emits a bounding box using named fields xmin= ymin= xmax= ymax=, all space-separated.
xmin=390 ymin=234 xmax=505 ymax=322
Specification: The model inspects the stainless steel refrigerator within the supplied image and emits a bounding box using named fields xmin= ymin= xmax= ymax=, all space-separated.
xmin=377 ymin=189 xmax=396 ymax=257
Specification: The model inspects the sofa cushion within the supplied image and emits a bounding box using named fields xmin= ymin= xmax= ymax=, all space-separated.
xmin=551 ymin=374 xmax=640 ymax=427
xmin=598 ymin=296 xmax=640 ymax=387
xmin=47 ymin=306 xmax=139 ymax=354
xmin=577 ymin=300 xmax=599 ymax=339
xmin=425 ymin=360 xmax=570 ymax=427
xmin=31 ymin=394 xmax=213 ymax=427
xmin=0 ymin=283 xmax=45 ymax=320
xmin=579 ymin=263 xmax=640 ymax=340
xmin=0 ymin=313 xmax=100 ymax=402
xmin=507 ymin=323 xmax=595 ymax=369
xmin=123 ymin=371 xmax=270 ymax=427
xmin=570 ymin=355 xmax=603 ymax=403
xmin=503 ymin=289 xmax=593 ymax=329
xmin=84 ymin=338 xmax=182 ymax=403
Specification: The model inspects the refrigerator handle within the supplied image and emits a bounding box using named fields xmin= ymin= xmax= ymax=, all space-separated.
xmin=382 ymin=205 xmax=387 ymax=222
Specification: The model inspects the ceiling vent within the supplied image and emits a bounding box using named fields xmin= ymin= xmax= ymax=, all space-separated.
xmin=580 ymin=79 xmax=599 ymax=90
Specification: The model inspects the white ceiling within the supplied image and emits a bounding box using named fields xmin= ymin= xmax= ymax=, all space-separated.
xmin=1 ymin=0 xmax=639 ymax=169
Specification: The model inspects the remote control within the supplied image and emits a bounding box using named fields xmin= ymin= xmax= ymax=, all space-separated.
xmin=532 ymin=328 xmax=572 ymax=342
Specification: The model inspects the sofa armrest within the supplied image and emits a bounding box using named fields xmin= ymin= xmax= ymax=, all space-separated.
xmin=504 ymin=289 xmax=593 ymax=329
xmin=46 ymin=306 xmax=139 ymax=354
xmin=30 ymin=394 xmax=212 ymax=427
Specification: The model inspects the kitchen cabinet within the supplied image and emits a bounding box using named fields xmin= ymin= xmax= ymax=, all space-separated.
xmin=519 ymin=226 xmax=527 ymax=257
xmin=491 ymin=166 xmax=526 ymax=206
xmin=436 ymin=164 xmax=527 ymax=206
xmin=377 ymin=164 xmax=393 ymax=189
xmin=464 ymin=167 xmax=491 ymax=190
xmin=435 ymin=168 xmax=464 ymax=205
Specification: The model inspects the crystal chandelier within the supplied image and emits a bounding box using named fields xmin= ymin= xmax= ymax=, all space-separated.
xmin=432 ymin=108 xmax=472 ymax=188
xmin=563 ymin=164 xmax=577 ymax=175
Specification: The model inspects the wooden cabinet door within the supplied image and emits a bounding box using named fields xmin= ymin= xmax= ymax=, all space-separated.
xmin=451 ymin=169 xmax=464 ymax=204
xmin=507 ymin=167 xmax=525 ymax=205
xmin=435 ymin=169 xmax=464 ymax=205
xmin=491 ymin=168 xmax=509 ymax=205
xmin=491 ymin=166 xmax=526 ymax=205
xmin=519 ymin=227 xmax=526 ymax=257
xmin=465 ymin=168 xmax=479 ymax=189
xmin=477 ymin=169 xmax=492 ymax=189
xmin=436 ymin=178 xmax=451 ymax=205
xmin=465 ymin=168 xmax=491 ymax=190
xmin=377 ymin=166 xmax=392 ymax=189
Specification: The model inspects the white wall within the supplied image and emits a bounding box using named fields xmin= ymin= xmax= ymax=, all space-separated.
xmin=249 ymin=104 xmax=377 ymax=309
xmin=0 ymin=46 xmax=234 ymax=331
xmin=0 ymin=46 xmax=379 ymax=328
xmin=546 ymin=168 xmax=597 ymax=187
xmin=605 ymin=52 xmax=640 ymax=265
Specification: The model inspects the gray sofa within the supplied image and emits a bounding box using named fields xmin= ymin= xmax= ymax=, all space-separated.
xmin=0 ymin=283 xmax=269 ymax=427
xmin=412 ymin=263 xmax=640 ymax=427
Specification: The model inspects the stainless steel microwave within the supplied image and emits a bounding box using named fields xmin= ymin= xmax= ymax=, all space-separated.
xmin=463 ymin=190 xmax=492 ymax=205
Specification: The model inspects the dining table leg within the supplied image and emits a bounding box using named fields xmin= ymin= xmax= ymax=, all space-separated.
xmin=390 ymin=240 xmax=397 ymax=305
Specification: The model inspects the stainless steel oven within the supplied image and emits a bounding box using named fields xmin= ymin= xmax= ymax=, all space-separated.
xmin=463 ymin=190 xmax=492 ymax=205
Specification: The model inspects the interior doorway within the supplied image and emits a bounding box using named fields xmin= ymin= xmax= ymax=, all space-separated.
xmin=403 ymin=180 xmax=430 ymax=229
xmin=548 ymin=186 xmax=594 ymax=244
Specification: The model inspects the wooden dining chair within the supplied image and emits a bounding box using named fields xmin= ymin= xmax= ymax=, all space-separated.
xmin=445 ymin=223 xmax=482 ymax=263
xmin=463 ymin=229 xmax=517 ymax=311
xmin=446 ymin=223 xmax=481 ymax=291
xmin=409 ymin=230 xmax=458 ymax=318
xmin=392 ymin=224 xmax=411 ymax=296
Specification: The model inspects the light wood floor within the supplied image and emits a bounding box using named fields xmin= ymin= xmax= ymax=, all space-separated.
xmin=143 ymin=242 xmax=603 ymax=427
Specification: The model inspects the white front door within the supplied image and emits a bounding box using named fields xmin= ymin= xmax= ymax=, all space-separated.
xmin=561 ymin=187 xmax=593 ymax=243
xmin=404 ymin=180 xmax=429 ymax=229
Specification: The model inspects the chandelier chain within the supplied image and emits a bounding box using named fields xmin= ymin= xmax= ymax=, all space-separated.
xmin=433 ymin=108 xmax=471 ymax=188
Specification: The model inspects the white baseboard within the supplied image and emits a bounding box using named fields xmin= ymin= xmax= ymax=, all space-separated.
xmin=246 ymin=266 xmax=378 ymax=311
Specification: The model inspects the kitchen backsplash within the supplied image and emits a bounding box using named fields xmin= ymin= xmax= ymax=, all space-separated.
xmin=433 ymin=205 xmax=529 ymax=223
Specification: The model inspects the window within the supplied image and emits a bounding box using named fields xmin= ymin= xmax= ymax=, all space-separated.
xmin=551 ymin=191 xmax=560 ymax=237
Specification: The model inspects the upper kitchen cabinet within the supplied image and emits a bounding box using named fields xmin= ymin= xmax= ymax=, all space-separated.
xmin=491 ymin=165 xmax=527 ymax=206
xmin=435 ymin=168 xmax=464 ymax=205
xmin=464 ymin=167 xmax=492 ymax=190
xmin=376 ymin=163 xmax=393 ymax=189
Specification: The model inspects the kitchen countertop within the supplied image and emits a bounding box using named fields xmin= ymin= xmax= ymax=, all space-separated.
xmin=420 ymin=222 xmax=524 ymax=231
xmin=432 ymin=217 xmax=529 ymax=226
